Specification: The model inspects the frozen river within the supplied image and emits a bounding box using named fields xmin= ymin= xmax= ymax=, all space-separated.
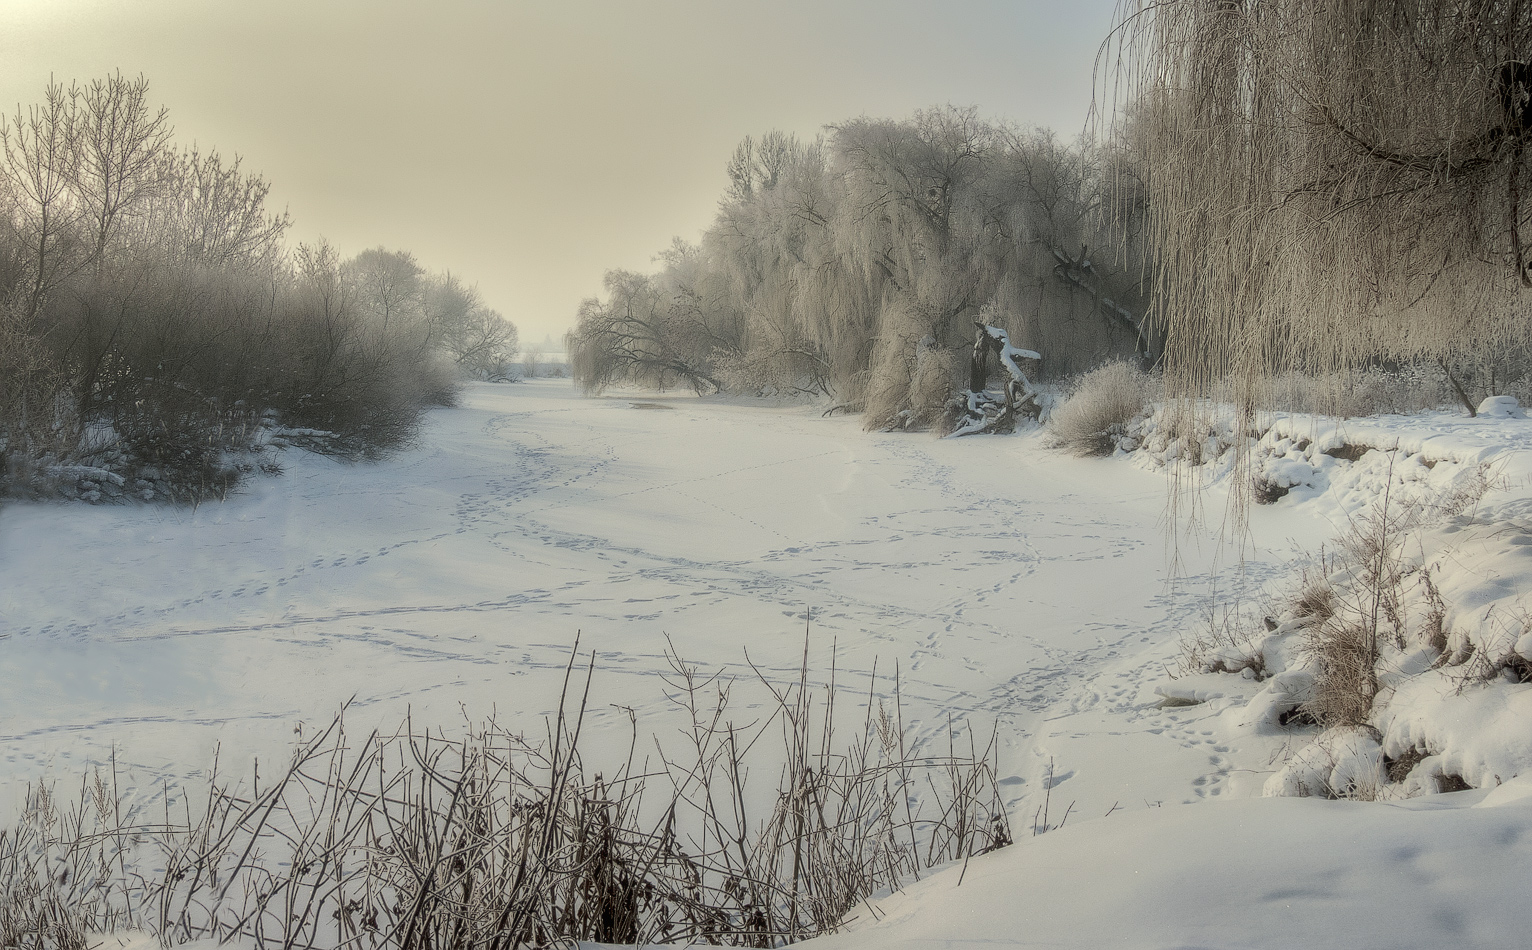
xmin=0 ymin=380 xmax=1304 ymax=816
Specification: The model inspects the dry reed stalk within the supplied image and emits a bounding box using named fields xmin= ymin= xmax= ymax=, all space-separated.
xmin=0 ymin=641 xmax=1013 ymax=949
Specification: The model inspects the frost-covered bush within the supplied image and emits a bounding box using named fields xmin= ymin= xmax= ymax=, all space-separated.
xmin=1046 ymin=360 xmax=1157 ymax=456
xmin=863 ymin=328 xmax=961 ymax=432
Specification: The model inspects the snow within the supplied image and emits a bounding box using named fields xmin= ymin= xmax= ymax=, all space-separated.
xmin=1263 ymin=725 xmax=1385 ymax=798
xmin=980 ymin=322 xmax=1042 ymax=378
xmin=2 ymin=380 xmax=1243 ymax=818
xmin=809 ymin=781 xmax=1532 ymax=950
xmin=6 ymin=379 xmax=1532 ymax=949
xmin=1477 ymin=394 xmax=1524 ymax=418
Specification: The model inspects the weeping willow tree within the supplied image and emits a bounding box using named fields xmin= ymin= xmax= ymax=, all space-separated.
xmin=1110 ymin=0 xmax=1532 ymax=412
xmin=569 ymin=108 xmax=1154 ymax=424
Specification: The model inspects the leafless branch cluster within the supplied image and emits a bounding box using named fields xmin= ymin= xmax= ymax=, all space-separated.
xmin=0 ymin=73 xmax=518 ymax=503
xmin=0 ymin=644 xmax=1010 ymax=949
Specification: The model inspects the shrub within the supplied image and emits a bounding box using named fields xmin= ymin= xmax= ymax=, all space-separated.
xmin=1046 ymin=360 xmax=1157 ymax=456
xmin=1288 ymin=488 xmax=1415 ymax=727
xmin=1288 ymin=463 xmax=1493 ymax=728
xmin=0 ymin=76 xmax=493 ymax=503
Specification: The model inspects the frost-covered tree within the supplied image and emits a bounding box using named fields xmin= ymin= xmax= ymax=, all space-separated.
xmin=709 ymin=134 xmax=844 ymax=396
xmin=570 ymin=265 xmax=723 ymax=394
xmin=569 ymin=108 xmax=1152 ymax=425
xmin=427 ymin=273 xmax=519 ymax=380
xmin=69 ymin=72 xmax=173 ymax=277
xmin=346 ymin=247 xmax=426 ymax=330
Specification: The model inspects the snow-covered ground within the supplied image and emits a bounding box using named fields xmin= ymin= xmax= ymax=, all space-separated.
xmin=5 ymin=379 xmax=1532 ymax=948
xmin=0 ymin=380 xmax=1282 ymax=812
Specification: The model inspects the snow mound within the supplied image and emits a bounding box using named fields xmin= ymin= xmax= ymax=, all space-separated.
xmin=807 ymin=786 xmax=1532 ymax=950
xmin=1476 ymin=394 xmax=1525 ymax=418
xmin=1263 ymin=726 xmax=1384 ymax=798
xmin=1164 ymin=496 xmax=1532 ymax=803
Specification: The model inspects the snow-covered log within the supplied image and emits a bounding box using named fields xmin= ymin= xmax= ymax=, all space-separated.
xmin=950 ymin=322 xmax=1041 ymax=436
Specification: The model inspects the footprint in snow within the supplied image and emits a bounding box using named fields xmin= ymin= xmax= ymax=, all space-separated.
xmin=1046 ymin=769 xmax=1076 ymax=789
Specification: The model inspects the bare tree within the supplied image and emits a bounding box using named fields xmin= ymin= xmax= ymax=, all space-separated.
xmin=1 ymin=78 xmax=84 ymax=320
xmin=520 ymin=343 xmax=542 ymax=379
xmin=423 ymin=272 xmax=521 ymax=379
xmin=69 ymin=72 xmax=173 ymax=277
xmin=451 ymin=308 xmax=519 ymax=380
xmin=148 ymin=146 xmax=290 ymax=271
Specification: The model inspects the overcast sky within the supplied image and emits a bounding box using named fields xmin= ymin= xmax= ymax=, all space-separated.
xmin=0 ymin=0 xmax=1122 ymax=345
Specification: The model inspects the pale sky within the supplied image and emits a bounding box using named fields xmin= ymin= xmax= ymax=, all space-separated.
xmin=0 ymin=0 xmax=1122 ymax=344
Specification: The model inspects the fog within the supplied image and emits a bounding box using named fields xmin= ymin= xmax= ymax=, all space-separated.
xmin=0 ymin=0 xmax=1119 ymax=343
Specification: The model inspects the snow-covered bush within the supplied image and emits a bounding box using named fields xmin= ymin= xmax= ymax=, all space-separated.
xmin=1291 ymin=464 xmax=1505 ymax=729
xmin=1046 ymin=360 xmax=1157 ymax=456
xmin=1176 ymin=596 xmax=1272 ymax=679
xmin=1165 ymin=454 xmax=1532 ymax=801
xmin=1264 ymin=726 xmax=1385 ymax=799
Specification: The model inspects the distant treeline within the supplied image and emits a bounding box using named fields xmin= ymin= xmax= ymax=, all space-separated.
xmin=0 ymin=74 xmax=519 ymax=501
xmin=568 ymin=106 xmax=1154 ymax=429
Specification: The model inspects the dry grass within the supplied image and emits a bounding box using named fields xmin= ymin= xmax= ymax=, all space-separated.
xmin=1300 ymin=618 xmax=1380 ymax=729
xmin=0 ymin=642 xmax=1011 ymax=949
xmin=1289 ymin=460 xmax=1497 ymax=727
xmin=1294 ymin=485 xmax=1412 ymax=727
xmin=0 ymin=773 xmax=142 ymax=950
xmin=1176 ymin=592 xmax=1270 ymax=680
